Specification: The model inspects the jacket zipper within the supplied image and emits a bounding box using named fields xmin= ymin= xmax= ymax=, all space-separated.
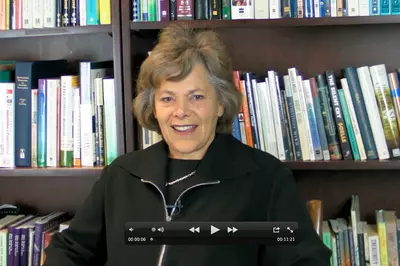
xmin=140 ymin=179 xmax=220 ymax=266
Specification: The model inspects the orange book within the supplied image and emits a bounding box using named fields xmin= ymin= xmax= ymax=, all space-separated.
xmin=239 ymin=79 xmax=253 ymax=147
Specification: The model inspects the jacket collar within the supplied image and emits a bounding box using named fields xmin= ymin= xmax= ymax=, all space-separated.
xmin=115 ymin=133 xmax=261 ymax=186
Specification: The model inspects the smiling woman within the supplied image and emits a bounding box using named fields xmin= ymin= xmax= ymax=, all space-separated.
xmin=43 ymin=24 xmax=331 ymax=266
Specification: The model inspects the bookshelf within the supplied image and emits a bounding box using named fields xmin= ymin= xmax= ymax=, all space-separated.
xmin=121 ymin=0 xmax=400 ymax=223
xmin=0 ymin=1 xmax=125 ymax=214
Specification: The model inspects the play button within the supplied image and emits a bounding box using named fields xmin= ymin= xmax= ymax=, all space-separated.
xmin=210 ymin=225 xmax=220 ymax=235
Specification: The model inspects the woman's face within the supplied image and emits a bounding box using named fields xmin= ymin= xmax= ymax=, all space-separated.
xmin=154 ymin=63 xmax=224 ymax=160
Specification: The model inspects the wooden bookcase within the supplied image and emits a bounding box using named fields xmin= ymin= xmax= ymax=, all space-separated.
xmin=0 ymin=0 xmax=125 ymax=214
xmin=1 ymin=0 xmax=400 ymax=224
xmin=120 ymin=0 xmax=400 ymax=223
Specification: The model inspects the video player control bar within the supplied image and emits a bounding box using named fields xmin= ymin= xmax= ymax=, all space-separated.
xmin=125 ymin=222 xmax=298 ymax=245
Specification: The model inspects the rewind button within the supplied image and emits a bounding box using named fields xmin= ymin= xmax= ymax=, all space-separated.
xmin=189 ymin=227 xmax=200 ymax=233
xmin=227 ymin=227 xmax=238 ymax=233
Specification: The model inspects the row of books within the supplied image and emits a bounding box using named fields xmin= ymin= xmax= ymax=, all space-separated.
xmin=0 ymin=0 xmax=111 ymax=30
xmin=308 ymin=196 xmax=400 ymax=266
xmin=130 ymin=0 xmax=399 ymax=22
xmin=0 ymin=210 xmax=72 ymax=266
xmin=143 ymin=64 xmax=400 ymax=162
xmin=0 ymin=60 xmax=119 ymax=168
xmin=232 ymin=65 xmax=400 ymax=162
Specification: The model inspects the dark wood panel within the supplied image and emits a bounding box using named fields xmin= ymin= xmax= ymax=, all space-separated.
xmin=0 ymin=25 xmax=111 ymax=38
xmin=130 ymin=16 xmax=400 ymax=30
xmin=286 ymin=160 xmax=400 ymax=170
xmin=0 ymin=167 xmax=104 ymax=177
xmin=0 ymin=33 xmax=113 ymax=62
xmin=294 ymin=170 xmax=399 ymax=222
xmin=0 ymin=175 xmax=99 ymax=214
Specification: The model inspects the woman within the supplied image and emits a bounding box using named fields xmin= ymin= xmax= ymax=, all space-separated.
xmin=44 ymin=24 xmax=331 ymax=266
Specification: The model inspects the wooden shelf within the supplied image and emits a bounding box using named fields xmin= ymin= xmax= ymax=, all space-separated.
xmin=130 ymin=16 xmax=400 ymax=30
xmin=0 ymin=25 xmax=112 ymax=38
xmin=0 ymin=167 xmax=104 ymax=178
xmin=286 ymin=160 xmax=400 ymax=170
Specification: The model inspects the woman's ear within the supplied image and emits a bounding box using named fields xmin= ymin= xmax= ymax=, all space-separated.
xmin=217 ymin=103 xmax=224 ymax=118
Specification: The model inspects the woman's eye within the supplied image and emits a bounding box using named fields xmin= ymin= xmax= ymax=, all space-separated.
xmin=161 ymin=97 xmax=173 ymax=102
xmin=192 ymin=95 xmax=204 ymax=100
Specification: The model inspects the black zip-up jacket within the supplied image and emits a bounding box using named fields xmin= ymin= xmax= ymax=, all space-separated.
xmin=43 ymin=133 xmax=331 ymax=266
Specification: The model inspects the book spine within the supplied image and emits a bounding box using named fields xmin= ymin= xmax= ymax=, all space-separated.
xmin=99 ymin=0 xmax=111 ymax=23
xmin=341 ymin=77 xmax=367 ymax=161
xmin=159 ymin=0 xmax=169 ymax=20
xmin=338 ymin=87 xmax=360 ymax=160
xmin=267 ymin=71 xmax=285 ymax=159
xmin=303 ymin=79 xmax=324 ymax=161
xmin=283 ymin=75 xmax=302 ymax=160
xmin=55 ymin=0 xmax=62 ymax=27
xmin=222 ymin=0 xmax=231 ymax=19
xmin=0 ymin=230 xmax=7 ymax=266
xmin=310 ymin=77 xmax=330 ymax=160
xmin=147 ymin=0 xmax=156 ymax=20
xmin=316 ymin=74 xmax=342 ymax=160
xmin=369 ymin=64 xmax=400 ymax=159
xmin=391 ymin=0 xmax=400 ymax=13
xmin=7 ymin=226 xmax=15 ymax=266
xmin=60 ymin=76 xmax=74 ymax=167
xmin=297 ymin=76 xmax=315 ymax=161
xmin=86 ymin=0 xmax=99 ymax=24
xmin=211 ymin=0 xmax=222 ymax=19
xmin=15 ymin=63 xmax=33 ymax=167
xmin=102 ymin=78 xmax=118 ymax=164
xmin=344 ymin=67 xmax=378 ymax=159
xmin=176 ymin=0 xmax=193 ymax=19
xmin=43 ymin=0 xmax=56 ymax=27
xmin=14 ymin=228 xmax=21 ymax=266
xmin=22 ymin=0 xmax=31 ymax=28
xmin=80 ymin=63 xmax=94 ymax=166
xmin=46 ymin=79 xmax=60 ymax=167
xmin=244 ymin=73 xmax=260 ymax=150
xmin=388 ymin=72 xmax=400 ymax=132
xmin=357 ymin=66 xmax=390 ymax=160
xmin=288 ymin=68 xmax=309 ymax=160
xmin=370 ymin=0 xmax=380 ymax=14
xmin=30 ymin=89 xmax=38 ymax=168
xmin=276 ymin=77 xmax=293 ymax=160
xmin=33 ymin=0 xmax=43 ymax=28
xmin=79 ymin=0 xmax=86 ymax=25
xmin=169 ymin=0 xmax=176 ymax=19
xmin=32 ymin=224 xmax=44 ymax=266
xmin=262 ymin=78 xmax=278 ymax=157
xmin=0 ymin=0 xmax=6 ymax=29
xmin=37 ymin=79 xmax=47 ymax=167
xmin=376 ymin=210 xmax=389 ymax=266
xmin=270 ymin=0 xmax=282 ymax=18
xmin=0 ymin=84 xmax=15 ymax=167
xmin=19 ymin=228 xmax=28 ymax=266
xmin=238 ymin=80 xmax=253 ymax=147
xmin=62 ymin=0 xmax=70 ymax=26
xmin=73 ymin=85 xmax=81 ymax=167
xmin=282 ymin=0 xmax=291 ymax=17
xmin=70 ymin=0 xmax=78 ymax=26
xmin=380 ymin=0 xmax=390 ymax=14
xmin=280 ymin=90 xmax=294 ymax=160
xmin=359 ymin=0 xmax=370 ymax=14
xmin=252 ymin=80 xmax=265 ymax=152
xmin=326 ymin=70 xmax=353 ymax=160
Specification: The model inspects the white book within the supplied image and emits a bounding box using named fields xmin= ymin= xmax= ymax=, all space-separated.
xmin=314 ymin=0 xmax=320 ymax=17
xmin=369 ymin=64 xmax=400 ymax=159
xmin=364 ymin=224 xmax=381 ymax=266
xmin=357 ymin=66 xmax=390 ymax=160
xmin=46 ymin=79 xmax=60 ymax=167
xmin=43 ymin=0 xmax=56 ymax=27
xmin=303 ymin=79 xmax=323 ymax=161
xmin=0 ymin=83 xmax=15 ymax=167
xmin=252 ymin=79 xmax=266 ymax=152
xmin=80 ymin=63 xmax=94 ymax=166
xmin=358 ymin=0 xmax=370 ymax=15
xmin=231 ymin=0 xmax=255 ymax=19
xmin=254 ymin=0 xmax=269 ymax=18
xmin=60 ymin=76 xmax=76 ymax=166
xmin=269 ymin=0 xmax=281 ymax=18
xmin=288 ymin=68 xmax=310 ymax=161
xmin=298 ymin=76 xmax=315 ymax=161
xmin=33 ymin=0 xmax=44 ymax=28
xmin=259 ymin=80 xmax=278 ymax=157
xmin=23 ymin=0 xmax=34 ymax=28
xmin=73 ymin=86 xmax=81 ymax=166
xmin=102 ymin=78 xmax=119 ymax=164
xmin=80 ymin=0 xmax=87 ymax=26
xmin=348 ymin=0 xmax=360 ymax=15
xmin=341 ymin=78 xmax=367 ymax=161
xmin=31 ymin=89 xmax=38 ymax=168
xmin=268 ymin=71 xmax=285 ymax=160
xmin=331 ymin=0 xmax=338 ymax=16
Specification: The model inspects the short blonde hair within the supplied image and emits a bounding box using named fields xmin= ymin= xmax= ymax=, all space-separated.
xmin=132 ymin=24 xmax=242 ymax=134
